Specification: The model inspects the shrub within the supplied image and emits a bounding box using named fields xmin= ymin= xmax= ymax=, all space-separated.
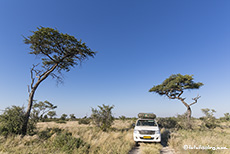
xmin=157 ymin=117 xmax=178 ymax=129
xmin=119 ymin=115 xmax=126 ymax=121
xmin=91 ymin=104 xmax=114 ymax=131
xmin=69 ymin=114 xmax=76 ymax=121
xmin=78 ymin=116 xmax=90 ymax=125
xmin=176 ymin=113 xmax=194 ymax=129
xmin=55 ymin=120 xmax=66 ymax=124
xmin=0 ymin=106 xmax=36 ymax=136
xmin=201 ymin=108 xmax=217 ymax=129
xmin=52 ymin=131 xmax=90 ymax=153
xmin=38 ymin=127 xmax=62 ymax=140
xmin=60 ymin=114 xmax=68 ymax=120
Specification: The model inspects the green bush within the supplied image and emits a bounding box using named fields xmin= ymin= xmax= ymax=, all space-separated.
xmin=91 ymin=104 xmax=114 ymax=131
xmin=55 ymin=120 xmax=66 ymax=124
xmin=38 ymin=127 xmax=62 ymax=140
xmin=201 ymin=108 xmax=218 ymax=129
xmin=52 ymin=131 xmax=90 ymax=153
xmin=157 ymin=117 xmax=178 ymax=129
xmin=0 ymin=106 xmax=36 ymax=136
xmin=78 ymin=116 xmax=90 ymax=125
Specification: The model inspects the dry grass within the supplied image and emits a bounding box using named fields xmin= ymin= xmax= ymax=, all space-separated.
xmin=140 ymin=143 xmax=162 ymax=154
xmin=169 ymin=122 xmax=230 ymax=154
xmin=0 ymin=120 xmax=135 ymax=154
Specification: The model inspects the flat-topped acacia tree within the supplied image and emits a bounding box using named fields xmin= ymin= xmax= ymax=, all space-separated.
xmin=149 ymin=74 xmax=203 ymax=124
xmin=22 ymin=27 xmax=96 ymax=135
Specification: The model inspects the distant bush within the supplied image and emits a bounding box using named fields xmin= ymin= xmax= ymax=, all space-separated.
xmin=157 ymin=117 xmax=178 ymax=129
xmin=119 ymin=115 xmax=126 ymax=121
xmin=60 ymin=114 xmax=68 ymax=120
xmin=69 ymin=114 xmax=76 ymax=121
xmin=0 ymin=106 xmax=36 ymax=136
xmin=91 ymin=104 xmax=114 ymax=131
xmin=78 ymin=116 xmax=90 ymax=125
xmin=201 ymin=108 xmax=218 ymax=129
xmin=55 ymin=120 xmax=66 ymax=124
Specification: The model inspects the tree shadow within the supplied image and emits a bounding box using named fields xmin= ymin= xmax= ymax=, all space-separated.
xmin=160 ymin=129 xmax=171 ymax=147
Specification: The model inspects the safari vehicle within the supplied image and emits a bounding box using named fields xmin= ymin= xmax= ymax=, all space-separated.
xmin=133 ymin=113 xmax=161 ymax=144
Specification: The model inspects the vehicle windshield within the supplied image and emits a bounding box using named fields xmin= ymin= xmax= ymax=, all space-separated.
xmin=136 ymin=120 xmax=157 ymax=126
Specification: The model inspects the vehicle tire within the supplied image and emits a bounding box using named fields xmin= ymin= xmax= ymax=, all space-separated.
xmin=135 ymin=142 xmax=139 ymax=146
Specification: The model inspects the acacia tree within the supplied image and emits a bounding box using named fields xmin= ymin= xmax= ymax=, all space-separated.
xmin=22 ymin=27 xmax=96 ymax=135
xmin=32 ymin=100 xmax=57 ymax=121
xmin=149 ymin=74 xmax=203 ymax=124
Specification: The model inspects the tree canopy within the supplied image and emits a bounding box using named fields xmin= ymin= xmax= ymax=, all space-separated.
xmin=24 ymin=27 xmax=95 ymax=71
xmin=149 ymin=74 xmax=203 ymax=126
xmin=22 ymin=27 xmax=96 ymax=135
xmin=149 ymin=74 xmax=203 ymax=99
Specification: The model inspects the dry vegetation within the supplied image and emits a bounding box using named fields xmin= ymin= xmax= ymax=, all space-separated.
xmin=169 ymin=126 xmax=230 ymax=154
xmin=0 ymin=119 xmax=230 ymax=154
xmin=0 ymin=120 xmax=135 ymax=154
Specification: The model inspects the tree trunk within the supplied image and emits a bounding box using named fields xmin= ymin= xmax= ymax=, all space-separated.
xmin=178 ymin=98 xmax=192 ymax=128
xmin=187 ymin=106 xmax=192 ymax=128
xmin=22 ymin=64 xmax=58 ymax=135
xmin=22 ymin=89 xmax=36 ymax=135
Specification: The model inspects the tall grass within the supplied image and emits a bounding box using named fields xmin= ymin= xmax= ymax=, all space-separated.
xmin=0 ymin=120 xmax=135 ymax=154
xmin=169 ymin=125 xmax=230 ymax=154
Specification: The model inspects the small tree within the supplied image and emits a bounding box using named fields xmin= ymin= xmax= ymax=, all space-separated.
xmin=201 ymin=108 xmax=217 ymax=129
xmin=149 ymin=74 xmax=203 ymax=124
xmin=32 ymin=100 xmax=57 ymax=121
xmin=91 ymin=104 xmax=114 ymax=131
xmin=47 ymin=111 xmax=57 ymax=119
xmin=60 ymin=114 xmax=68 ymax=120
xmin=69 ymin=114 xmax=76 ymax=120
xmin=224 ymin=113 xmax=230 ymax=121
xmin=22 ymin=27 xmax=96 ymax=135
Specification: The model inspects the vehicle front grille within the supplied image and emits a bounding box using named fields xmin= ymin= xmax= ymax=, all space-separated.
xmin=138 ymin=130 xmax=155 ymax=135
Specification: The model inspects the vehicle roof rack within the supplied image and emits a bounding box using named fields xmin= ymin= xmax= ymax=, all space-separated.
xmin=138 ymin=113 xmax=156 ymax=119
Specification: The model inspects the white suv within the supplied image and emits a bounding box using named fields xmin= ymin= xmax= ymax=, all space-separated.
xmin=133 ymin=118 xmax=161 ymax=144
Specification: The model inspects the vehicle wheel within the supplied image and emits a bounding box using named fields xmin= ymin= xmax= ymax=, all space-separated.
xmin=135 ymin=142 xmax=139 ymax=146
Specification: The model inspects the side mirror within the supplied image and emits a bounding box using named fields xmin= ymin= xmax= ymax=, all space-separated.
xmin=131 ymin=123 xmax=135 ymax=128
xmin=158 ymin=124 xmax=162 ymax=128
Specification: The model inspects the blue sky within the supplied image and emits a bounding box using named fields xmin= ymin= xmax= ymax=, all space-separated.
xmin=0 ymin=0 xmax=229 ymax=118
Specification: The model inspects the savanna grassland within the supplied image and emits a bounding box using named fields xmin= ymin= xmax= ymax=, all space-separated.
xmin=0 ymin=120 xmax=135 ymax=154
xmin=0 ymin=119 xmax=230 ymax=154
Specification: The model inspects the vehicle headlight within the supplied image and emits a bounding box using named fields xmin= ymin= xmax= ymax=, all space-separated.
xmin=155 ymin=130 xmax=160 ymax=134
xmin=133 ymin=130 xmax=139 ymax=134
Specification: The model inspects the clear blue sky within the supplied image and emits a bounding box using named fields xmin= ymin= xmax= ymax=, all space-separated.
xmin=0 ymin=0 xmax=229 ymax=118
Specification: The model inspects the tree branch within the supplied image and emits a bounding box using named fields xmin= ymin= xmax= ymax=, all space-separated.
xmin=189 ymin=95 xmax=201 ymax=106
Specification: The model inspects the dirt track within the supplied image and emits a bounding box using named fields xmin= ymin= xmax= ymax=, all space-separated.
xmin=129 ymin=144 xmax=175 ymax=154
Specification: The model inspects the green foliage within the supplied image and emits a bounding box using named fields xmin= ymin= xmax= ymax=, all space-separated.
xmin=24 ymin=26 xmax=96 ymax=73
xmin=69 ymin=114 xmax=76 ymax=121
xmin=91 ymin=104 xmax=115 ymax=131
xmin=157 ymin=117 xmax=178 ymax=129
xmin=0 ymin=106 xmax=36 ymax=136
xmin=201 ymin=108 xmax=217 ymax=129
xmin=224 ymin=113 xmax=230 ymax=121
xmin=38 ymin=127 xmax=62 ymax=140
xmin=149 ymin=74 xmax=203 ymax=97
xmin=52 ymin=131 xmax=90 ymax=153
xmin=47 ymin=111 xmax=57 ymax=119
xmin=32 ymin=100 xmax=57 ymax=121
xmin=176 ymin=113 xmax=194 ymax=129
xmin=55 ymin=120 xmax=66 ymax=124
xmin=119 ymin=115 xmax=126 ymax=121
xmin=60 ymin=114 xmax=68 ymax=120
xmin=78 ymin=116 xmax=91 ymax=125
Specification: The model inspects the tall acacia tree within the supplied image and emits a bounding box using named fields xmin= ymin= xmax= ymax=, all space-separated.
xmin=22 ymin=27 xmax=96 ymax=135
xmin=149 ymin=74 xmax=203 ymax=123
